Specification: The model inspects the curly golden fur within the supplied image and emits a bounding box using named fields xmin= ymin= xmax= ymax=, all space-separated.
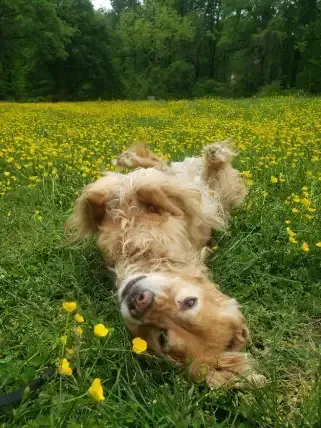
xmin=66 ymin=142 xmax=265 ymax=389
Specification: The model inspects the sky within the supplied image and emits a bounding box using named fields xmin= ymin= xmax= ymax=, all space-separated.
xmin=91 ymin=0 xmax=111 ymax=10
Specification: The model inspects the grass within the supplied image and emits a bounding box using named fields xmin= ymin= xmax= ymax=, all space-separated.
xmin=0 ymin=98 xmax=321 ymax=427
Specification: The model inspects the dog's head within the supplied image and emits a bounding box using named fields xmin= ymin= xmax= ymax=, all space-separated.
xmin=118 ymin=273 xmax=249 ymax=382
xmin=66 ymin=171 xmax=222 ymax=263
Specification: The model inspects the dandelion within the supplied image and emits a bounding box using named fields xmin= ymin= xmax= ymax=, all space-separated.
xmin=132 ymin=337 xmax=147 ymax=354
xmin=301 ymin=242 xmax=310 ymax=253
xmin=74 ymin=313 xmax=84 ymax=323
xmin=94 ymin=323 xmax=109 ymax=337
xmin=88 ymin=378 xmax=105 ymax=402
xmin=58 ymin=358 xmax=72 ymax=376
xmin=63 ymin=301 xmax=77 ymax=313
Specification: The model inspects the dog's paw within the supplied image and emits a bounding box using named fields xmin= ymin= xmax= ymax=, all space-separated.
xmin=234 ymin=373 xmax=267 ymax=390
xmin=204 ymin=139 xmax=235 ymax=164
xmin=112 ymin=152 xmax=136 ymax=168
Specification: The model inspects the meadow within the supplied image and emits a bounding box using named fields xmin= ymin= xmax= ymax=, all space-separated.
xmin=0 ymin=98 xmax=321 ymax=427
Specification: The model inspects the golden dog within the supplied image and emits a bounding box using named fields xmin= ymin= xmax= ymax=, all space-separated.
xmin=67 ymin=141 xmax=265 ymax=389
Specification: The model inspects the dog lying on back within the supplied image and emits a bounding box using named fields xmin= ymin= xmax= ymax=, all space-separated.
xmin=66 ymin=141 xmax=265 ymax=389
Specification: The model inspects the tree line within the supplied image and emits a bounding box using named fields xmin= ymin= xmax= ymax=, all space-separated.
xmin=0 ymin=0 xmax=320 ymax=101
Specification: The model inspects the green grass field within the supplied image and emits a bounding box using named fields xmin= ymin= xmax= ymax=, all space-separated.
xmin=0 ymin=98 xmax=321 ymax=427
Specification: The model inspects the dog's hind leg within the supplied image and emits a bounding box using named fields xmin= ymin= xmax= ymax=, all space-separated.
xmin=203 ymin=140 xmax=247 ymax=212
xmin=112 ymin=144 xmax=168 ymax=171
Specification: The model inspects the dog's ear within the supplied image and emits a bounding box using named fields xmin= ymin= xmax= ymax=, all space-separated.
xmin=136 ymin=183 xmax=201 ymax=218
xmin=65 ymin=175 xmax=120 ymax=241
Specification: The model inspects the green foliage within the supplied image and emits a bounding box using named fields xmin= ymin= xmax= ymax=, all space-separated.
xmin=0 ymin=0 xmax=321 ymax=99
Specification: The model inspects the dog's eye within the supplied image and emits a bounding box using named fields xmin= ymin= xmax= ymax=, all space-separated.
xmin=182 ymin=297 xmax=197 ymax=310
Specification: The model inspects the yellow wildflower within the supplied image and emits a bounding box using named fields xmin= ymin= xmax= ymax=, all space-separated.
xmin=63 ymin=301 xmax=77 ymax=313
xmin=67 ymin=348 xmax=74 ymax=355
xmin=94 ymin=323 xmax=109 ymax=337
xmin=60 ymin=335 xmax=67 ymax=345
xmin=58 ymin=359 xmax=72 ymax=376
xmin=301 ymin=186 xmax=308 ymax=191
xmin=246 ymin=179 xmax=253 ymax=186
xmin=88 ymin=378 xmax=105 ymax=402
xmin=301 ymin=198 xmax=311 ymax=207
xmin=307 ymin=207 xmax=316 ymax=212
xmin=74 ymin=313 xmax=84 ymax=323
xmin=132 ymin=337 xmax=147 ymax=354
xmin=316 ymin=242 xmax=321 ymax=248
xmin=293 ymin=196 xmax=300 ymax=203
xmin=286 ymin=227 xmax=296 ymax=237
xmin=270 ymin=176 xmax=278 ymax=184
xmin=292 ymin=208 xmax=299 ymax=214
xmin=75 ymin=326 xmax=83 ymax=336
xmin=4 ymin=172 xmax=10 ymax=177
xmin=301 ymin=242 xmax=310 ymax=253
xmin=285 ymin=220 xmax=291 ymax=224
xmin=288 ymin=236 xmax=297 ymax=244
xmin=7 ymin=211 xmax=12 ymax=217
xmin=242 ymin=171 xmax=252 ymax=179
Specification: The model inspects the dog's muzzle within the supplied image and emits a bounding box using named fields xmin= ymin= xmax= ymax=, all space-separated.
xmin=120 ymin=275 xmax=154 ymax=318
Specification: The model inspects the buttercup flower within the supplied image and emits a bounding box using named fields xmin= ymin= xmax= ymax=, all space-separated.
xmin=286 ymin=227 xmax=296 ymax=237
xmin=316 ymin=242 xmax=321 ymax=248
xmin=88 ymin=378 xmax=105 ymax=401
xmin=94 ymin=323 xmax=109 ymax=337
xmin=292 ymin=208 xmax=299 ymax=214
xmin=58 ymin=358 xmax=72 ymax=376
xmin=289 ymin=236 xmax=297 ymax=244
xmin=74 ymin=313 xmax=84 ymax=323
xmin=63 ymin=301 xmax=77 ymax=313
xmin=75 ymin=326 xmax=83 ymax=336
xmin=301 ymin=242 xmax=310 ymax=252
xmin=270 ymin=176 xmax=278 ymax=184
xmin=132 ymin=337 xmax=147 ymax=354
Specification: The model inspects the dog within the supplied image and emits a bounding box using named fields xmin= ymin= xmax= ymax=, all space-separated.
xmin=66 ymin=141 xmax=265 ymax=389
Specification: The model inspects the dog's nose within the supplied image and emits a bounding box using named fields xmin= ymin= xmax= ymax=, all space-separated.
xmin=134 ymin=290 xmax=153 ymax=311
xmin=129 ymin=290 xmax=154 ymax=315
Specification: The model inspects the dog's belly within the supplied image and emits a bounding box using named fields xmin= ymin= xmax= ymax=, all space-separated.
xmin=169 ymin=157 xmax=204 ymax=186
